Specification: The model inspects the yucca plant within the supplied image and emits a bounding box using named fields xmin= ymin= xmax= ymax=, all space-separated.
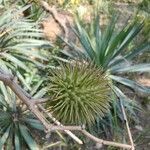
xmin=46 ymin=62 xmax=111 ymax=125
xmin=0 ymin=82 xmax=44 ymax=150
xmin=59 ymin=13 xmax=150 ymax=136
xmin=0 ymin=6 xmax=50 ymax=72
xmin=62 ymin=13 xmax=150 ymax=101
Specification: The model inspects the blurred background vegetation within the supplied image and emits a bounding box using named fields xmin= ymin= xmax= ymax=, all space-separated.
xmin=0 ymin=0 xmax=149 ymax=149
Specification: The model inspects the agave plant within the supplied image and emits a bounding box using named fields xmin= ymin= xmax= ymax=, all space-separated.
xmin=0 ymin=81 xmax=45 ymax=150
xmin=46 ymin=62 xmax=111 ymax=125
xmin=62 ymin=13 xmax=150 ymax=101
xmin=58 ymin=13 xmax=150 ymax=137
xmin=0 ymin=6 xmax=50 ymax=72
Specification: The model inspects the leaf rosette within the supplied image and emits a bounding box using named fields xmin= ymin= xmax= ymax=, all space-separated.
xmin=46 ymin=62 xmax=111 ymax=125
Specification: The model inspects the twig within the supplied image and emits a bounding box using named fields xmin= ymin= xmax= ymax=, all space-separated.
xmin=32 ymin=98 xmax=49 ymax=104
xmin=81 ymin=130 xmax=132 ymax=149
xmin=0 ymin=70 xmax=133 ymax=149
xmin=38 ymin=104 xmax=83 ymax=144
xmin=0 ymin=70 xmax=82 ymax=144
xmin=120 ymin=100 xmax=135 ymax=150
xmin=40 ymin=1 xmax=69 ymax=40
xmin=0 ymin=71 xmax=79 ymax=130
xmin=0 ymin=29 xmax=12 ymax=38
xmin=0 ymin=71 xmax=50 ymax=129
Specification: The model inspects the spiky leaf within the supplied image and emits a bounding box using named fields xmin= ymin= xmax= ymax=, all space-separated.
xmin=46 ymin=62 xmax=111 ymax=125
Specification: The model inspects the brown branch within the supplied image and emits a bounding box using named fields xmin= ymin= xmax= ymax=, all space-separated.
xmin=120 ymin=100 xmax=135 ymax=150
xmin=32 ymin=98 xmax=49 ymax=104
xmin=0 ymin=70 xmax=133 ymax=149
xmin=46 ymin=125 xmax=132 ymax=149
xmin=38 ymin=104 xmax=83 ymax=144
xmin=0 ymin=70 xmax=82 ymax=144
xmin=0 ymin=70 xmax=50 ymax=129
xmin=0 ymin=71 xmax=79 ymax=131
xmin=40 ymin=1 xmax=69 ymax=40
xmin=81 ymin=130 xmax=132 ymax=149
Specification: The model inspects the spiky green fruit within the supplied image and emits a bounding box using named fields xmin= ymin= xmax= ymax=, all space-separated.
xmin=46 ymin=62 xmax=111 ymax=125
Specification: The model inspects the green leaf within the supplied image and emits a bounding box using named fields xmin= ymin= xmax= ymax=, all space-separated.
xmin=112 ymin=22 xmax=143 ymax=59
xmin=112 ymin=63 xmax=150 ymax=73
xmin=110 ymin=75 xmax=150 ymax=94
xmin=75 ymin=19 xmax=96 ymax=59
xmin=112 ymin=86 xmax=140 ymax=117
xmin=126 ymin=42 xmax=150 ymax=60
xmin=16 ymin=71 xmax=31 ymax=91
xmin=0 ymin=82 xmax=10 ymax=103
xmin=19 ymin=124 xmax=39 ymax=150
xmin=15 ymin=132 xmax=21 ymax=150
xmin=33 ymin=87 xmax=47 ymax=99
xmin=30 ymin=80 xmax=43 ymax=96
xmin=15 ymin=49 xmax=48 ymax=61
xmin=101 ymin=15 xmax=117 ymax=59
xmin=1 ymin=53 xmax=29 ymax=71
xmin=24 ymin=118 xmax=44 ymax=130
xmin=0 ymin=126 xmax=11 ymax=149
xmin=0 ymin=7 xmax=51 ymax=72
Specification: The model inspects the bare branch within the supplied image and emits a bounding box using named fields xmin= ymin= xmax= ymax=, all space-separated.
xmin=0 ymin=69 xmax=134 ymax=149
xmin=32 ymin=98 xmax=49 ymax=104
xmin=120 ymin=100 xmax=135 ymax=150
xmin=0 ymin=70 xmax=82 ymax=144
xmin=0 ymin=70 xmax=50 ymax=128
xmin=38 ymin=104 xmax=83 ymax=144
xmin=40 ymin=1 xmax=69 ymax=40
xmin=81 ymin=130 xmax=132 ymax=149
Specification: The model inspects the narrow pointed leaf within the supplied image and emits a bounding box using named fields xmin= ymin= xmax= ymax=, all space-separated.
xmin=19 ymin=124 xmax=39 ymax=150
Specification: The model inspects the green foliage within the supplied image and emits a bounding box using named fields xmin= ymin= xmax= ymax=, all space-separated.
xmin=18 ymin=0 xmax=46 ymax=21
xmin=46 ymin=62 xmax=111 ymax=125
xmin=0 ymin=82 xmax=44 ymax=150
xmin=61 ymin=13 xmax=150 ymax=136
xmin=137 ymin=0 xmax=150 ymax=42
xmin=138 ymin=0 xmax=150 ymax=13
xmin=0 ymin=0 xmax=13 ymax=8
xmin=0 ymin=6 xmax=50 ymax=72
xmin=64 ymin=14 xmax=150 ymax=94
xmin=0 ymin=0 xmax=149 ymax=148
xmin=0 ymin=4 xmax=51 ymax=150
